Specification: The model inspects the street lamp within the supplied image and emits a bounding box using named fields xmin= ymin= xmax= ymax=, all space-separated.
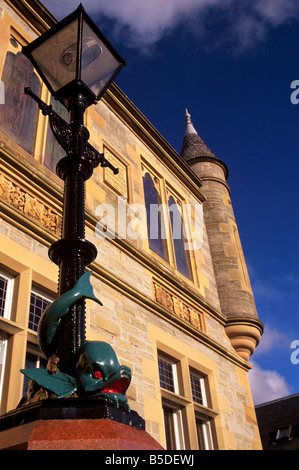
xmin=22 ymin=3 xmax=125 ymax=109
xmin=22 ymin=4 xmax=126 ymax=376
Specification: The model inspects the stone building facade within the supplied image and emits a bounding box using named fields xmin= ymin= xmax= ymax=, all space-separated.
xmin=0 ymin=0 xmax=263 ymax=450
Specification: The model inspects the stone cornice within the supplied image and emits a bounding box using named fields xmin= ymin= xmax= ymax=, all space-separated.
xmin=5 ymin=0 xmax=57 ymax=34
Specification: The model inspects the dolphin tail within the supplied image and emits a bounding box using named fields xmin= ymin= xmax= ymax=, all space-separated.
xmin=73 ymin=271 xmax=103 ymax=306
xmin=37 ymin=271 xmax=102 ymax=358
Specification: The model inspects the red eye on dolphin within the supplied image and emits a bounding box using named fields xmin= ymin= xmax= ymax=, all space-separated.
xmin=93 ymin=370 xmax=102 ymax=380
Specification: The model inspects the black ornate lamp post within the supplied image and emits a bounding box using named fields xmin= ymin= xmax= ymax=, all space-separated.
xmin=23 ymin=4 xmax=126 ymax=376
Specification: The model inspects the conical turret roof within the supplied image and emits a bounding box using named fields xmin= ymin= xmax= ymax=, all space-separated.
xmin=180 ymin=109 xmax=217 ymax=161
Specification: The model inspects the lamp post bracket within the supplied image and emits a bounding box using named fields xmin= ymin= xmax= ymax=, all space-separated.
xmin=24 ymin=87 xmax=119 ymax=174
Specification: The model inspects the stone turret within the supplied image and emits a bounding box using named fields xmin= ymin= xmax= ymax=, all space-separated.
xmin=181 ymin=110 xmax=263 ymax=360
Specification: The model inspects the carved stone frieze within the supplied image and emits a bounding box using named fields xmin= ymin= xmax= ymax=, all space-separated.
xmin=0 ymin=171 xmax=61 ymax=236
xmin=153 ymin=280 xmax=204 ymax=331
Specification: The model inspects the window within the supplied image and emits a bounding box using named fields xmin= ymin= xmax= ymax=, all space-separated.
xmin=142 ymin=170 xmax=167 ymax=260
xmin=0 ymin=271 xmax=13 ymax=320
xmin=28 ymin=290 xmax=52 ymax=332
xmin=0 ymin=333 xmax=8 ymax=402
xmin=190 ymin=369 xmax=213 ymax=449
xmin=158 ymin=354 xmax=178 ymax=393
xmin=0 ymin=277 xmax=8 ymax=317
xmin=0 ymin=261 xmax=56 ymax=413
xmin=190 ymin=369 xmax=205 ymax=405
xmin=158 ymin=353 xmax=184 ymax=449
xmin=167 ymin=194 xmax=191 ymax=279
xmin=142 ymin=164 xmax=193 ymax=280
xmin=22 ymin=348 xmax=47 ymax=397
xmin=44 ymin=95 xmax=69 ymax=172
xmin=0 ymin=30 xmax=67 ymax=175
xmin=0 ymin=46 xmax=41 ymax=154
xmin=276 ymin=426 xmax=292 ymax=441
xmin=269 ymin=425 xmax=294 ymax=446
xmin=163 ymin=403 xmax=185 ymax=450
xmin=195 ymin=414 xmax=213 ymax=450
xmin=157 ymin=351 xmax=216 ymax=450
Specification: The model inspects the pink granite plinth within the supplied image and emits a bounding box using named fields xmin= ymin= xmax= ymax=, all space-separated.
xmin=0 ymin=418 xmax=164 ymax=450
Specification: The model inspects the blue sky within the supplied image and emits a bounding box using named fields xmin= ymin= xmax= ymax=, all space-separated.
xmin=42 ymin=0 xmax=299 ymax=405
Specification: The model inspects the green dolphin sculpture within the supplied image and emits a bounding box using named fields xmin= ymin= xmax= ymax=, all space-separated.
xmin=37 ymin=271 xmax=103 ymax=359
xmin=20 ymin=272 xmax=131 ymax=411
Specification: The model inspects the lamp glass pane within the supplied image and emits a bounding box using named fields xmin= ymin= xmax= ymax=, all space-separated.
xmin=31 ymin=19 xmax=78 ymax=92
xmin=81 ymin=20 xmax=120 ymax=97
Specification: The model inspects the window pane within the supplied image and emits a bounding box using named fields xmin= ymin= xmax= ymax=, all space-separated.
xmin=168 ymin=195 xmax=191 ymax=279
xmin=0 ymin=334 xmax=7 ymax=401
xmin=196 ymin=417 xmax=206 ymax=449
xmin=163 ymin=404 xmax=185 ymax=450
xmin=143 ymin=172 xmax=167 ymax=260
xmin=0 ymin=51 xmax=41 ymax=154
xmin=0 ymin=272 xmax=12 ymax=319
xmin=44 ymin=96 xmax=69 ymax=172
xmin=196 ymin=415 xmax=213 ymax=450
xmin=190 ymin=371 xmax=204 ymax=405
xmin=163 ymin=406 xmax=177 ymax=450
xmin=28 ymin=292 xmax=51 ymax=332
xmin=0 ymin=275 xmax=8 ymax=317
xmin=276 ymin=426 xmax=291 ymax=440
xmin=158 ymin=355 xmax=175 ymax=392
xmin=23 ymin=350 xmax=47 ymax=396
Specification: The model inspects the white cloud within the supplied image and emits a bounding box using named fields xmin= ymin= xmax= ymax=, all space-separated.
xmin=255 ymin=324 xmax=290 ymax=355
xmin=255 ymin=0 xmax=299 ymax=26
xmin=249 ymin=361 xmax=292 ymax=405
xmin=41 ymin=0 xmax=299 ymax=52
xmin=248 ymin=325 xmax=292 ymax=405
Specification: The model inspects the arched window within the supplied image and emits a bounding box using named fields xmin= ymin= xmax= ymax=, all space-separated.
xmin=0 ymin=51 xmax=41 ymax=154
xmin=142 ymin=165 xmax=194 ymax=280
xmin=168 ymin=195 xmax=191 ymax=279
xmin=142 ymin=171 xmax=167 ymax=260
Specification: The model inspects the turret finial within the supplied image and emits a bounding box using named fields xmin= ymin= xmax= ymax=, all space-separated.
xmin=184 ymin=108 xmax=197 ymax=136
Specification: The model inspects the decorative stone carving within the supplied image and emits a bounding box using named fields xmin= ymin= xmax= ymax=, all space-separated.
xmin=189 ymin=308 xmax=202 ymax=330
xmin=173 ymin=297 xmax=189 ymax=322
xmin=153 ymin=281 xmax=203 ymax=331
xmin=154 ymin=282 xmax=174 ymax=312
xmin=0 ymin=171 xmax=61 ymax=236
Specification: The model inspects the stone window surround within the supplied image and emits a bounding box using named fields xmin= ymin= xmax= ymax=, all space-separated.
xmin=157 ymin=348 xmax=217 ymax=450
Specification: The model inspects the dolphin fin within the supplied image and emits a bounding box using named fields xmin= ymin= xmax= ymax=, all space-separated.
xmin=73 ymin=271 xmax=103 ymax=306
xmin=20 ymin=368 xmax=77 ymax=398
